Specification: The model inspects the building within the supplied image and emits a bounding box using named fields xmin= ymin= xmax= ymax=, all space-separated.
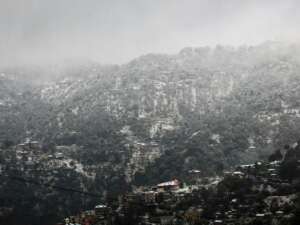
xmin=94 ymin=204 xmax=112 ymax=225
xmin=55 ymin=152 xmax=64 ymax=159
xmin=17 ymin=139 xmax=41 ymax=151
xmin=157 ymin=179 xmax=180 ymax=192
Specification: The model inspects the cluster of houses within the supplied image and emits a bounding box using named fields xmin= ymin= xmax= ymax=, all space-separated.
xmin=57 ymin=155 xmax=299 ymax=225
xmin=0 ymin=139 xmax=79 ymax=180
xmin=6 ymin=138 xmax=298 ymax=225
xmin=56 ymin=205 xmax=112 ymax=225
xmin=205 ymin=160 xmax=296 ymax=225
xmin=15 ymin=139 xmax=65 ymax=161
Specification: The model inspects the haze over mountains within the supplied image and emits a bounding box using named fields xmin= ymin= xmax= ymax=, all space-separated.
xmin=1 ymin=0 xmax=300 ymax=67
xmin=1 ymin=41 xmax=300 ymax=224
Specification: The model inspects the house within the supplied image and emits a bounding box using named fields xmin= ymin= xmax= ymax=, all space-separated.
xmin=188 ymin=169 xmax=202 ymax=183
xmin=157 ymin=179 xmax=180 ymax=192
xmin=29 ymin=141 xmax=40 ymax=149
xmin=94 ymin=204 xmax=112 ymax=225
xmin=142 ymin=191 xmax=157 ymax=205
xmin=232 ymin=171 xmax=245 ymax=177
xmin=17 ymin=140 xmax=40 ymax=151
xmin=55 ymin=152 xmax=64 ymax=159
xmin=188 ymin=169 xmax=201 ymax=174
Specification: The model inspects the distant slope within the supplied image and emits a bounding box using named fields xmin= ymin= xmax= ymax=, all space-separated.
xmin=1 ymin=41 xmax=300 ymax=182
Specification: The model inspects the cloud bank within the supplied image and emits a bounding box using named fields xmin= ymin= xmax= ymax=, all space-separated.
xmin=0 ymin=0 xmax=299 ymax=67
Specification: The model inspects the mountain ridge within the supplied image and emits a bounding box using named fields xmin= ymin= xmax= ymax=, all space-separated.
xmin=1 ymin=42 xmax=300 ymax=224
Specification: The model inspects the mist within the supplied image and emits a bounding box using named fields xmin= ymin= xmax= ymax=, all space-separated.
xmin=0 ymin=0 xmax=300 ymax=67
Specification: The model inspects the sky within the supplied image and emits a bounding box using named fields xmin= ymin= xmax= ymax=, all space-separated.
xmin=0 ymin=0 xmax=299 ymax=67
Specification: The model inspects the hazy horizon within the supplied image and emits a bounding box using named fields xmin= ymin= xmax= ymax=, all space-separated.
xmin=1 ymin=0 xmax=300 ymax=67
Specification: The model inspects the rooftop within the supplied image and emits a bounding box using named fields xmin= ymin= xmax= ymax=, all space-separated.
xmin=157 ymin=179 xmax=180 ymax=187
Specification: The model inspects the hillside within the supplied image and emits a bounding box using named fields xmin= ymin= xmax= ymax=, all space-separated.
xmin=1 ymin=41 xmax=300 ymax=224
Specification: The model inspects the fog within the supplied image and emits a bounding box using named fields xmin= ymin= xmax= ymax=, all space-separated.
xmin=0 ymin=0 xmax=299 ymax=67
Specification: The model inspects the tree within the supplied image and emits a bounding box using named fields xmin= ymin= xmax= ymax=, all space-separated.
xmin=268 ymin=149 xmax=283 ymax=162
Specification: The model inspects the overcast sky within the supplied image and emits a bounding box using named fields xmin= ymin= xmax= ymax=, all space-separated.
xmin=0 ymin=0 xmax=299 ymax=67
